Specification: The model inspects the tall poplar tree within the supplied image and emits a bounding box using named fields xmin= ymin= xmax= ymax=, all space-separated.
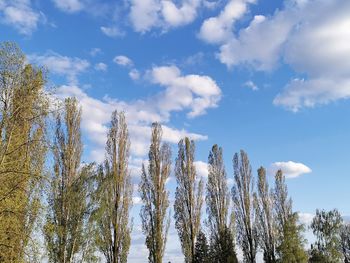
xmin=45 ymin=98 xmax=93 ymax=263
xmin=0 ymin=42 xmax=49 ymax=262
xmin=206 ymin=144 xmax=237 ymax=262
xmin=93 ymin=111 xmax=132 ymax=263
xmin=174 ymin=137 xmax=203 ymax=263
xmin=232 ymin=150 xmax=257 ymax=263
xmin=139 ymin=123 xmax=171 ymax=263
xmin=254 ymin=167 xmax=276 ymax=263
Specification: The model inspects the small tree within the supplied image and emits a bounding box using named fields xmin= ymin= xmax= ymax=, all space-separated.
xmin=341 ymin=223 xmax=350 ymax=263
xmin=273 ymin=170 xmax=307 ymax=263
xmin=194 ymin=230 xmax=209 ymax=263
xmin=210 ymin=226 xmax=238 ymax=263
xmin=310 ymin=209 xmax=343 ymax=262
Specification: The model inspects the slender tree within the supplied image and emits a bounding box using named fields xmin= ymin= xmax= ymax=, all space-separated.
xmin=273 ymin=170 xmax=307 ymax=263
xmin=232 ymin=150 xmax=258 ymax=263
xmin=254 ymin=167 xmax=276 ymax=263
xmin=45 ymin=98 xmax=93 ymax=263
xmin=206 ymin=144 xmax=237 ymax=262
xmin=174 ymin=137 xmax=204 ymax=263
xmin=0 ymin=42 xmax=49 ymax=262
xmin=310 ymin=209 xmax=343 ymax=263
xmin=93 ymin=111 xmax=132 ymax=263
xmin=139 ymin=123 xmax=171 ymax=263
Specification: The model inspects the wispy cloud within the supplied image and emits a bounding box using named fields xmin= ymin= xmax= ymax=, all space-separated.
xmin=0 ymin=0 xmax=43 ymax=35
xmin=28 ymin=52 xmax=90 ymax=85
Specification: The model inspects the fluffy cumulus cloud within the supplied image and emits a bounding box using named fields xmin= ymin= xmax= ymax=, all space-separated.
xmin=198 ymin=0 xmax=256 ymax=44
xmin=55 ymin=65 xmax=219 ymax=161
xmin=129 ymin=0 xmax=202 ymax=33
xmin=28 ymin=52 xmax=90 ymax=84
xmin=0 ymin=0 xmax=43 ymax=35
xmin=200 ymin=0 xmax=350 ymax=111
xmin=150 ymin=65 xmax=221 ymax=118
xmin=270 ymin=161 xmax=312 ymax=179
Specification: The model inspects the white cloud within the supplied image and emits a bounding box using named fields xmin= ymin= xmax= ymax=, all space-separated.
xmin=129 ymin=0 xmax=160 ymax=33
xmin=28 ymin=52 xmax=90 ymax=84
xmin=52 ymin=0 xmax=84 ymax=13
xmin=198 ymin=0 xmax=256 ymax=44
xmin=55 ymin=65 xmax=215 ymax=159
xmin=161 ymin=0 xmax=201 ymax=27
xmin=129 ymin=69 xmax=140 ymax=80
xmin=244 ymin=80 xmax=258 ymax=91
xmin=200 ymin=0 xmax=350 ymax=110
xmin=129 ymin=0 xmax=203 ymax=33
xmin=194 ymin=161 xmax=208 ymax=179
xmin=0 ymin=0 xmax=42 ymax=35
xmin=113 ymin=55 xmax=133 ymax=67
xmin=150 ymin=65 xmax=221 ymax=118
xmin=270 ymin=161 xmax=312 ymax=179
xmin=94 ymin=62 xmax=107 ymax=71
xmin=274 ymin=1 xmax=350 ymax=111
xmin=100 ymin=26 xmax=124 ymax=38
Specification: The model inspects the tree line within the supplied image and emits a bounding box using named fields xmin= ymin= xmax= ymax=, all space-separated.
xmin=0 ymin=42 xmax=349 ymax=263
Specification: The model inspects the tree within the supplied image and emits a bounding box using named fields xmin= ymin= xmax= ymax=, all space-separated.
xmin=194 ymin=230 xmax=209 ymax=263
xmin=341 ymin=223 xmax=350 ymax=263
xmin=0 ymin=42 xmax=49 ymax=262
xmin=210 ymin=226 xmax=238 ymax=263
xmin=277 ymin=212 xmax=307 ymax=263
xmin=310 ymin=209 xmax=343 ymax=263
xmin=232 ymin=150 xmax=258 ymax=263
xmin=174 ymin=137 xmax=204 ymax=263
xmin=206 ymin=144 xmax=237 ymax=263
xmin=45 ymin=98 xmax=93 ymax=263
xmin=93 ymin=111 xmax=132 ymax=263
xmin=254 ymin=167 xmax=276 ymax=263
xmin=273 ymin=170 xmax=307 ymax=263
xmin=139 ymin=123 xmax=171 ymax=263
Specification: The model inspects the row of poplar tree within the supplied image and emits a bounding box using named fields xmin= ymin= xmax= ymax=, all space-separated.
xmin=0 ymin=41 xmax=349 ymax=263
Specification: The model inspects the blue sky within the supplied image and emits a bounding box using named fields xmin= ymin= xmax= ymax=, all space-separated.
xmin=1 ymin=0 xmax=350 ymax=261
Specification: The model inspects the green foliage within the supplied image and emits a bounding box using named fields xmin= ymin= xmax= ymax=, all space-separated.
xmin=194 ymin=231 xmax=209 ymax=263
xmin=0 ymin=41 xmax=49 ymax=262
xmin=276 ymin=212 xmax=307 ymax=263
xmin=209 ymin=227 xmax=238 ymax=263
xmin=309 ymin=209 xmax=343 ymax=263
